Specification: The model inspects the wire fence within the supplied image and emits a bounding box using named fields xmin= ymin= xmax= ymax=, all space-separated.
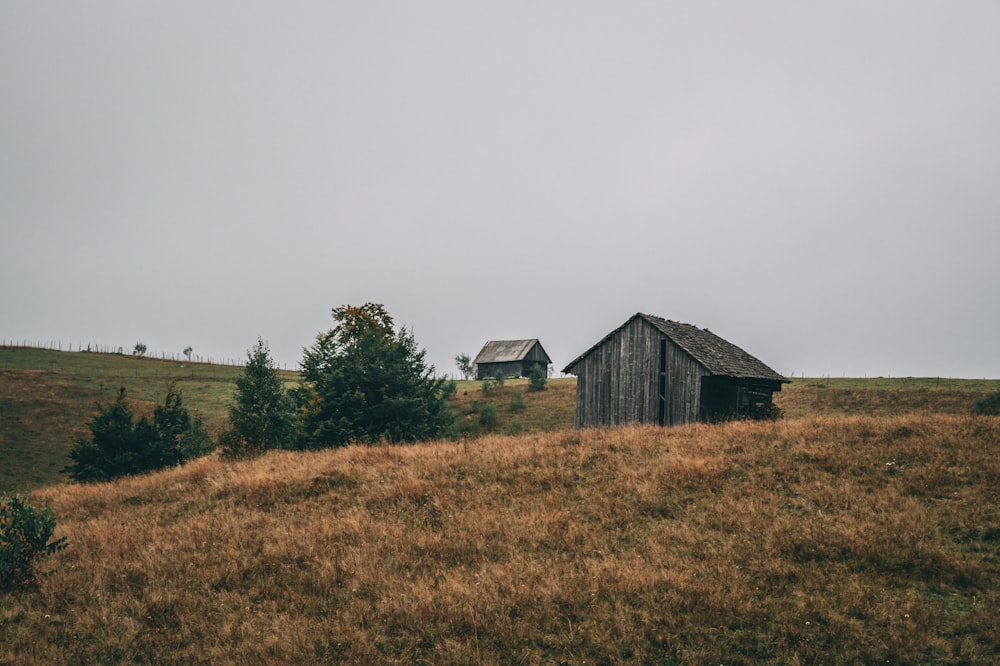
xmin=1 ymin=339 xmax=250 ymax=368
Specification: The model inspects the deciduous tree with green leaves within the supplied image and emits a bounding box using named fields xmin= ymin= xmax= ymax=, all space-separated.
xmin=0 ymin=493 xmax=67 ymax=590
xmin=455 ymin=353 xmax=474 ymax=380
xmin=295 ymin=303 xmax=454 ymax=448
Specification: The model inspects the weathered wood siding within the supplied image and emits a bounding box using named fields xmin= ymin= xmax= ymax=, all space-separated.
xmin=523 ymin=343 xmax=550 ymax=364
xmin=476 ymin=359 xmax=547 ymax=380
xmin=572 ymin=317 xmax=708 ymax=428
xmin=663 ymin=336 xmax=707 ymax=425
xmin=477 ymin=361 xmax=522 ymax=380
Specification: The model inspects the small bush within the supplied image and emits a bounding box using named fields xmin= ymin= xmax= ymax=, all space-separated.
xmin=510 ymin=389 xmax=526 ymax=411
xmin=479 ymin=402 xmax=498 ymax=429
xmin=528 ymin=365 xmax=548 ymax=391
xmin=1 ymin=493 xmax=68 ymax=591
xmin=974 ymin=391 xmax=1000 ymax=415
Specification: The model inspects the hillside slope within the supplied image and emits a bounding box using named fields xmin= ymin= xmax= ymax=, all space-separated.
xmin=3 ymin=346 xmax=998 ymax=492
xmin=0 ymin=347 xmax=302 ymax=491
xmin=4 ymin=414 xmax=999 ymax=663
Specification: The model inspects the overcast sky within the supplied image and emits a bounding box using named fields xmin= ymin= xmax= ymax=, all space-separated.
xmin=3 ymin=2 xmax=999 ymax=379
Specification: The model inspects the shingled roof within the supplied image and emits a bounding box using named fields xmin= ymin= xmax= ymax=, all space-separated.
xmin=563 ymin=313 xmax=788 ymax=383
xmin=474 ymin=339 xmax=550 ymax=364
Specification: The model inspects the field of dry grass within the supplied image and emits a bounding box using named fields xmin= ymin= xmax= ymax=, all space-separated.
xmin=4 ymin=411 xmax=999 ymax=664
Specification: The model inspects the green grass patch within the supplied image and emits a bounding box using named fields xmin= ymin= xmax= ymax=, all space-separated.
xmin=0 ymin=347 xmax=298 ymax=492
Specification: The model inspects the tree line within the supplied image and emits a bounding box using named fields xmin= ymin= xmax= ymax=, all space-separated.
xmin=65 ymin=303 xmax=456 ymax=481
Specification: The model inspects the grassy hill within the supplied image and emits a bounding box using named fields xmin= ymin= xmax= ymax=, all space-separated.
xmin=0 ymin=347 xmax=298 ymax=492
xmin=2 ymin=415 xmax=998 ymax=663
xmin=3 ymin=347 xmax=1000 ymax=662
xmin=3 ymin=346 xmax=996 ymax=492
xmin=1 ymin=347 xmax=579 ymax=492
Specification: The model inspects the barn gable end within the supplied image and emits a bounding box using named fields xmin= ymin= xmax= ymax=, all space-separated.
xmin=563 ymin=313 xmax=787 ymax=428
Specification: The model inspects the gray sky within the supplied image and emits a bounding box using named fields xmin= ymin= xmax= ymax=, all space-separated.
xmin=3 ymin=1 xmax=999 ymax=379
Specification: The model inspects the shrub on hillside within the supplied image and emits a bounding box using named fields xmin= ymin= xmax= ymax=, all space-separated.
xmin=0 ymin=493 xmax=67 ymax=590
xmin=479 ymin=402 xmax=498 ymax=429
xmin=510 ymin=389 xmax=526 ymax=411
xmin=973 ymin=390 xmax=1000 ymax=415
xmin=528 ymin=364 xmax=548 ymax=391
xmin=65 ymin=385 xmax=213 ymax=482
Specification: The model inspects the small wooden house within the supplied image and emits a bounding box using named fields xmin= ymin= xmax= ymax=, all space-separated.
xmin=562 ymin=313 xmax=788 ymax=428
xmin=473 ymin=339 xmax=551 ymax=380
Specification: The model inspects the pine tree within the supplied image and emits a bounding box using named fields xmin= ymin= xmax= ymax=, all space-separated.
xmin=221 ymin=339 xmax=295 ymax=458
xmin=295 ymin=304 xmax=454 ymax=448
xmin=65 ymin=386 xmax=213 ymax=482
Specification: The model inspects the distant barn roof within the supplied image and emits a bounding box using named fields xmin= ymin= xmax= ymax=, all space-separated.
xmin=474 ymin=339 xmax=551 ymax=364
xmin=563 ymin=313 xmax=788 ymax=383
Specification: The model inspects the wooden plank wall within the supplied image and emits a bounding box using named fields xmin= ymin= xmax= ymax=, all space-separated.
xmin=664 ymin=338 xmax=706 ymax=425
xmin=573 ymin=318 xmax=703 ymax=427
xmin=524 ymin=343 xmax=550 ymax=363
xmin=476 ymin=361 xmax=524 ymax=380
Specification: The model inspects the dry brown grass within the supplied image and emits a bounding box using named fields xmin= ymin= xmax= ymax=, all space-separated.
xmin=449 ymin=377 xmax=578 ymax=434
xmin=3 ymin=411 xmax=999 ymax=664
xmin=775 ymin=382 xmax=988 ymax=418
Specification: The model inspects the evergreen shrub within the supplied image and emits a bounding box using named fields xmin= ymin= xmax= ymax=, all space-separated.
xmin=528 ymin=365 xmax=548 ymax=391
xmin=479 ymin=402 xmax=498 ymax=429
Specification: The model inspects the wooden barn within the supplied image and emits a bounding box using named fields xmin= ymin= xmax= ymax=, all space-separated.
xmin=562 ymin=313 xmax=788 ymax=428
xmin=473 ymin=339 xmax=551 ymax=380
